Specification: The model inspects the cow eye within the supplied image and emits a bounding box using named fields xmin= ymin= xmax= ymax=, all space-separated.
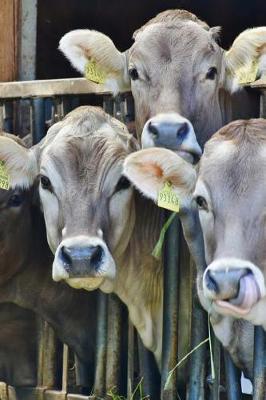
xmin=40 ymin=175 xmax=52 ymax=191
xmin=114 ymin=176 xmax=131 ymax=193
xmin=206 ymin=67 xmax=217 ymax=80
xmin=195 ymin=195 xmax=208 ymax=210
xmin=7 ymin=193 xmax=24 ymax=208
xmin=128 ymin=67 xmax=139 ymax=80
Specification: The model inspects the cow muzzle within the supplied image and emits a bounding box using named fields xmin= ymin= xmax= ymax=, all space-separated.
xmin=203 ymin=258 xmax=265 ymax=316
xmin=141 ymin=113 xmax=202 ymax=164
xmin=52 ymin=235 xmax=116 ymax=290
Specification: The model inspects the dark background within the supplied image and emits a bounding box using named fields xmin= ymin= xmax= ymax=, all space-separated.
xmin=36 ymin=0 xmax=266 ymax=79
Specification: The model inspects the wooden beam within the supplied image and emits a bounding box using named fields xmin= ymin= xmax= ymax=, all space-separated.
xmin=0 ymin=0 xmax=20 ymax=81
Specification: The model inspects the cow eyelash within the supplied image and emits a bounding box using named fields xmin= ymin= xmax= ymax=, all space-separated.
xmin=40 ymin=175 xmax=53 ymax=192
xmin=114 ymin=176 xmax=131 ymax=193
xmin=206 ymin=67 xmax=217 ymax=80
xmin=195 ymin=195 xmax=208 ymax=211
xmin=128 ymin=67 xmax=139 ymax=80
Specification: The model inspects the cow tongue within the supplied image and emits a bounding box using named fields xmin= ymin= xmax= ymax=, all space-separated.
xmin=216 ymin=274 xmax=260 ymax=315
xmin=175 ymin=150 xmax=195 ymax=165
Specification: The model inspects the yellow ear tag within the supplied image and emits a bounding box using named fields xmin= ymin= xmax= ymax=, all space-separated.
xmin=236 ymin=59 xmax=259 ymax=85
xmin=157 ymin=181 xmax=179 ymax=212
xmin=85 ymin=60 xmax=107 ymax=84
xmin=0 ymin=161 xmax=9 ymax=190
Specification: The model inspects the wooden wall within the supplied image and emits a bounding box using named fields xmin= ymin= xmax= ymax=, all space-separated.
xmin=0 ymin=0 xmax=20 ymax=81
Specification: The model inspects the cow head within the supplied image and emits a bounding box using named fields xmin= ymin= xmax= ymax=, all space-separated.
xmin=0 ymin=133 xmax=36 ymax=284
xmin=194 ymin=119 xmax=266 ymax=328
xmin=0 ymin=107 xmax=139 ymax=292
xmin=59 ymin=10 xmax=266 ymax=149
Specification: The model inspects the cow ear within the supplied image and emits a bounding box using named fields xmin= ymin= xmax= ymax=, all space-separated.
xmin=59 ymin=29 xmax=130 ymax=95
xmin=0 ymin=136 xmax=38 ymax=189
xmin=123 ymin=148 xmax=197 ymax=202
xmin=224 ymin=27 xmax=266 ymax=92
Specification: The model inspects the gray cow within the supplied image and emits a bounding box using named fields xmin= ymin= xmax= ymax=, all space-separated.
xmin=123 ymin=119 xmax=266 ymax=378
xmin=59 ymin=9 xmax=266 ymax=150
xmin=0 ymin=106 xmax=200 ymax=366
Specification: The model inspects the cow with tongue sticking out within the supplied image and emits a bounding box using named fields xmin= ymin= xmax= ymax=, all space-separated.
xmin=123 ymin=118 xmax=266 ymax=378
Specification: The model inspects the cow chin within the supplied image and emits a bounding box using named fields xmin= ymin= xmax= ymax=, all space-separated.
xmin=66 ymin=277 xmax=104 ymax=291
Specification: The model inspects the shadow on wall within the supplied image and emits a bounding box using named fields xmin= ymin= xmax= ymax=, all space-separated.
xmin=36 ymin=0 xmax=266 ymax=79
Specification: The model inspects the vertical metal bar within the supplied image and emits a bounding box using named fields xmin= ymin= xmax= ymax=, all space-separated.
xmin=208 ymin=334 xmax=221 ymax=400
xmin=127 ymin=322 xmax=135 ymax=398
xmin=62 ymin=345 xmax=69 ymax=393
xmin=187 ymin=296 xmax=207 ymax=400
xmin=138 ymin=336 xmax=161 ymax=399
xmin=53 ymin=97 xmax=65 ymax=122
xmin=105 ymin=294 xmax=123 ymax=395
xmin=103 ymin=96 xmax=113 ymax=116
xmin=253 ymin=326 xmax=266 ymax=400
xmin=224 ymin=350 xmax=241 ymax=400
xmin=93 ymin=292 xmax=108 ymax=397
xmin=161 ymin=214 xmax=180 ymax=399
xmin=0 ymin=101 xmax=4 ymax=130
xmin=259 ymin=90 xmax=266 ymax=118
xmin=31 ymin=98 xmax=46 ymax=144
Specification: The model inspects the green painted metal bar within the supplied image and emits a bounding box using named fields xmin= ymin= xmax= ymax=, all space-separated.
xmin=224 ymin=350 xmax=242 ymax=400
xmin=253 ymin=326 xmax=266 ymax=400
xmin=161 ymin=214 xmax=180 ymax=399
xmin=209 ymin=334 xmax=221 ymax=400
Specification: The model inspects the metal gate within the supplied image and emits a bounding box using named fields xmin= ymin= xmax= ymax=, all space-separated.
xmin=0 ymin=76 xmax=265 ymax=400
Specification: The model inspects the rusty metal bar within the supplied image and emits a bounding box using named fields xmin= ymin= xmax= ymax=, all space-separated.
xmin=224 ymin=350 xmax=241 ymax=400
xmin=187 ymin=297 xmax=207 ymax=400
xmin=127 ymin=322 xmax=135 ymax=398
xmin=105 ymin=295 xmax=123 ymax=395
xmin=161 ymin=214 xmax=180 ymax=399
xmin=208 ymin=334 xmax=221 ymax=400
xmin=93 ymin=293 xmax=108 ymax=397
xmin=253 ymin=326 xmax=266 ymax=400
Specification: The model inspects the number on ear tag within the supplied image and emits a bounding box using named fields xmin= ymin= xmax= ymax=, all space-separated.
xmin=85 ymin=60 xmax=107 ymax=84
xmin=0 ymin=161 xmax=9 ymax=190
xmin=158 ymin=181 xmax=179 ymax=212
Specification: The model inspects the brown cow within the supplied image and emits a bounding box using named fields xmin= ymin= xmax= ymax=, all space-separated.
xmin=0 ymin=132 xmax=97 ymax=388
xmin=0 ymin=107 xmax=200 ymax=366
xmin=59 ymin=9 xmax=266 ymax=150
xmin=123 ymin=120 xmax=266 ymax=378
xmin=0 ymin=303 xmax=37 ymax=387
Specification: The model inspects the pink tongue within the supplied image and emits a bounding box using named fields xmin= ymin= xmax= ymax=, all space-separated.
xmin=216 ymin=274 xmax=260 ymax=315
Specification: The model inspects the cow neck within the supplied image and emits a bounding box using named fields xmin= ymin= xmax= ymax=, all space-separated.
xmin=0 ymin=205 xmax=96 ymax=362
xmin=112 ymin=190 xmax=165 ymax=361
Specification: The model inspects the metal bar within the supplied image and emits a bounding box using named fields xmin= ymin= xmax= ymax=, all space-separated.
xmin=208 ymin=334 xmax=221 ymax=400
xmin=31 ymin=98 xmax=46 ymax=144
xmin=224 ymin=350 xmax=241 ymax=400
xmin=253 ymin=326 xmax=266 ymax=400
xmin=260 ymin=91 xmax=266 ymax=118
xmin=127 ymin=321 xmax=135 ymax=398
xmin=161 ymin=214 xmax=180 ymax=399
xmin=62 ymin=345 xmax=69 ymax=393
xmin=103 ymin=96 xmax=114 ymax=115
xmin=105 ymin=295 xmax=123 ymax=395
xmin=0 ymin=78 xmax=116 ymax=99
xmin=0 ymin=101 xmax=4 ymax=130
xmin=187 ymin=296 xmax=207 ymax=400
xmin=93 ymin=293 xmax=108 ymax=397
xmin=137 ymin=336 xmax=161 ymax=399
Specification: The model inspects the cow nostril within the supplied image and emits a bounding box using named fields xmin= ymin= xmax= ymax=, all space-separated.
xmin=205 ymin=270 xmax=219 ymax=294
xmin=177 ymin=122 xmax=189 ymax=139
xmin=60 ymin=246 xmax=72 ymax=271
xmin=148 ymin=122 xmax=159 ymax=138
xmin=90 ymin=245 xmax=104 ymax=269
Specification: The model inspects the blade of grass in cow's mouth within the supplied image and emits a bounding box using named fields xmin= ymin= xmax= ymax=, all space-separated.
xmin=215 ymin=273 xmax=261 ymax=315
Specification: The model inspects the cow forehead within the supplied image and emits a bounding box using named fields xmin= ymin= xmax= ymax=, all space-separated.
xmin=199 ymin=138 xmax=266 ymax=204
xmin=130 ymin=21 xmax=221 ymax=65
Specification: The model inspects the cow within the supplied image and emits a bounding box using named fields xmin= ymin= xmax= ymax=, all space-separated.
xmin=0 ymin=132 xmax=97 ymax=388
xmin=0 ymin=106 xmax=201 ymax=366
xmin=0 ymin=303 xmax=37 ymax=387
xmin=59 ymin=9 xmax=266 ymax=151
xmin=123 ymin=118 xmax=266 ymax=378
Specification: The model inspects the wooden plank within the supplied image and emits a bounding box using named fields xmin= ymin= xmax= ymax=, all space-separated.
xmin=0 ymin=78 xmax=112 ymax=99
xmin=250 ymin=76 xmax=266 ymax=89
xmin=0 ymin=0 xmax=20 ymax=81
